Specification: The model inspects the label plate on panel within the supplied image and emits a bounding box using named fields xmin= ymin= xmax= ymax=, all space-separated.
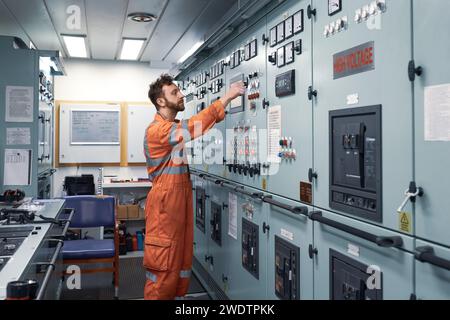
xmin=333 ymin=41 xmax=375 ymax=79
xmin=300 ymin=182 xmax=312 ymax=204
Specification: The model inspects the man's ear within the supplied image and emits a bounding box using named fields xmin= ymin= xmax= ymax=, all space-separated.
xmin=156 ymin=97 xmax=165 ymax=108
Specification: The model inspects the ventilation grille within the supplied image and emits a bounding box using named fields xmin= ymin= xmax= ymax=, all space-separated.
xmin=193 ymin=257 xmax=229 ymax=300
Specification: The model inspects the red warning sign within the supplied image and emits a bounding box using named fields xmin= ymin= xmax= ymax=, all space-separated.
xmin=333 ymin=41 xmax=375 ymax=79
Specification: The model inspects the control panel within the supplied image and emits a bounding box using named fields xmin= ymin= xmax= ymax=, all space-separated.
xmin=210 ymin=202 xmax=222 ymax=246
xmin=242 ymin=218 xmax=259 ymax=279
xmin=275 ymin=236 xmax=300 ymax=300
xmin=329 ymin=106 xmax=382 ymax=222
xmin=195 ymin=187 xmax=206 ymax=233
xmin=330 ymin=250 xmax=382 ymax=300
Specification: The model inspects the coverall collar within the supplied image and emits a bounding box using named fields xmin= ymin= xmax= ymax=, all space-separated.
xmin=156 ymin=111 xmax=180 ymax=124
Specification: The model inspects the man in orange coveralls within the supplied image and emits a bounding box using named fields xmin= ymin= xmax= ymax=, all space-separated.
xmin=143 ymin=74 xmax=245 ymax=300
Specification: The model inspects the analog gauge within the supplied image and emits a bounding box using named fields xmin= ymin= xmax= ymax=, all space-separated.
xmin=328 ymin=0 xmax=342 ymax=16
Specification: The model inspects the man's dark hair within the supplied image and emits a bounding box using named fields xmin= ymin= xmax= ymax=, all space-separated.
xmin=148 ymin=74 xmax=174 ymax=110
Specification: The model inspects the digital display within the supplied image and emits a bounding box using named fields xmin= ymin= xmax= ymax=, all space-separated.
xmin=275 ymin=70 xmax=295 ymax=97
xmin=229 ymin=74 xmax=245 ymax=114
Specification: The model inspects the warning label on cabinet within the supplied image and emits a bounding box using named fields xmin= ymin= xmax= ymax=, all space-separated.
xmin=399 ymin=211 xmax=412 ymax=234
xmin=333 ymin=41 xmax=375 ymax=79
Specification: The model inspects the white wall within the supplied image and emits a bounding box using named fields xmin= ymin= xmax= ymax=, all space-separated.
xmin=55 ymin=58 xmax=168 ymax=102
xmin=53 ymin=59 xmax=168 ymax=197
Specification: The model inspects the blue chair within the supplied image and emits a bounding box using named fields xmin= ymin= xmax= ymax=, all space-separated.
xmin=62 ymin=195 xmax=119 ymax=299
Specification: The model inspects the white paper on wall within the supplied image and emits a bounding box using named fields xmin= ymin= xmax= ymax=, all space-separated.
xmin=3 ymin=149 xmax=32 ymax=186
xmin=6 ymin=128 xmax=31 ymax=145
xmin=5 ymin=86 xmax=34 ymax=122
xmin=267 ymin=105 xmax=282 ymax=163
xmin=425 ymin=84 xmax=450 ymax=141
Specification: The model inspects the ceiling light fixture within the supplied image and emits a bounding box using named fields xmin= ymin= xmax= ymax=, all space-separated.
xmin=127 ymin=12 xmax=157 ymax=23
xmin=62 ymin=35 xmax=88 ymax=58
xmin=119 ymin=38 xmax=145 ymax=60
xmin=178 ymin=41 xmax=204 ymax=64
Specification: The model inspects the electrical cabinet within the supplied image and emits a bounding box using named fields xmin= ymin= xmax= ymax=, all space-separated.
xmin=414 ymin=240 xmax=450 ymax=300
xmin=193 ymin=180 xmax=209 ymax=271
xmin=412 ymin=0 xmax=450 ymax=247
xmin=312 ymin=0 xmax=414 ymax=232
xmin=266 ymin=193 xmax=313 ymax=300
xmin=313 ymin=210 xmax=414 ymax=300
xmin=0 ymin=36 xmax=63 ymax=198
xmin=183 ymin=0 xmax=449 ymax=300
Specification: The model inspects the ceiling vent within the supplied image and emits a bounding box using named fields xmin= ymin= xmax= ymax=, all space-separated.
xmin=127 ymin=12 xmax=157 ymax=23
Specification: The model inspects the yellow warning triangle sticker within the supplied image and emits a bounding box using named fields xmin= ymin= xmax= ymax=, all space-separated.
xmin=399 ymin=212 xmax=412 ymax=234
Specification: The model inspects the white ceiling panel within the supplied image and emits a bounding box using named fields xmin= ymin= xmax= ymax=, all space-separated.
xmin=0 ymin=0 xmax=250 ymax=65
xmin=140 ymin=0 xmax=209 ymax=62
xmin=163 ymin=0 xmax=237 ymax=62
xmin=2 ymin=0 xmax=62 ymax=51
xmin=85 ymin=0 xmax=128 ymax=60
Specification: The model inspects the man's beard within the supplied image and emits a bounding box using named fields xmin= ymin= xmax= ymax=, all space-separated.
xmin=165 ymin=98 xmax=185 ymax=112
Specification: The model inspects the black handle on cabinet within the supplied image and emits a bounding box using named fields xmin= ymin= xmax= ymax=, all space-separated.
xmin=232 ymin=186 xmax=262 ymax=199
xmin=222 ymin=203 xmax=228 ymax=210
xmin=204 ymin=255 xmax=214 ymax=265
xmin=262 ymin=195 xmax=308 ymax=216
xmin=308 ymin=168 xmax=318 ymax=183
xmin=309 ymin=211 xmax=403 ymax=248
xmin=262 ymin=222 xmax=270 ymax=234
xmin=415 ymin=246 xmax=450 ymax=271
xmin=308 ymin=244 xmax=318 ymax=259
xmin=408 ymin=60 xmax=423 ymax=82
xmin=307 ymin=5 xmax=316 ymax=19
xmin=308 ymin=86 xmax=317 ymax=101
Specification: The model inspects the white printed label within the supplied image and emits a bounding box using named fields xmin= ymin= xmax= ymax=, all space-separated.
xmin=347 ymin=93 xmax=359 ymax=105
xmin=347 ymin=243 xmax=360 ymax=257
xmin=281 ymin=228 xmax=294 ymax=241
xmin=425 ymin=84 xmax=450 ymax=141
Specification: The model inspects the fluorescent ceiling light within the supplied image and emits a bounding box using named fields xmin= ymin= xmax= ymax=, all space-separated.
xmin=178 ymin=41 xmax=204 ymax=64
xmin=62 ymin=35 xmax=87 ymax=58
xmin=120 ymin=39 xmax=145 ymax=60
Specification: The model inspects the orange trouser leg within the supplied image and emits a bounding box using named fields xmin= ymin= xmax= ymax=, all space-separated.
xmin=175 ymin=188 xmax=194 ymax=297
xmin=144 ymin=182 xmax=193 ymax=300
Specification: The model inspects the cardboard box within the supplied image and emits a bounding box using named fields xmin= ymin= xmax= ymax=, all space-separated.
xmin=117 ymin=205 xmax=128 ymax=220
xmin=127 ymin=205 xmax=139 ymax=219
xmin=139 ymin=207 xmax=145 ymax=220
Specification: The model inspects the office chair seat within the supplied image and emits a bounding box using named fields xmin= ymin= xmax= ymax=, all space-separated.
xmin=63 ymin=239 xmax=115 ymax=260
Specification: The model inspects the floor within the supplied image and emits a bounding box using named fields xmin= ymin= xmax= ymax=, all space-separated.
xmin=60 ymin=253 xmax=210 ymax=300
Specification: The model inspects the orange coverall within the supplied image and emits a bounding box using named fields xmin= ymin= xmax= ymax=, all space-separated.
xmin=143 ymin=100 xmax=225 ymax=299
